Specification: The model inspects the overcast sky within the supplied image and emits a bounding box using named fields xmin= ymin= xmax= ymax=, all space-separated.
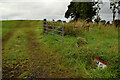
xmin=0 ymin=0 xmax=119 ymax=22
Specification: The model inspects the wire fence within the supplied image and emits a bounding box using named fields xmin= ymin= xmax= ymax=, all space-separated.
xmin=43 ymin=19 xmax=64 ymax=44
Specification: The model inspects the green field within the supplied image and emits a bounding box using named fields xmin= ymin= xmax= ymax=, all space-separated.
xmin=2 ymin=20 xmax=119 ymax=78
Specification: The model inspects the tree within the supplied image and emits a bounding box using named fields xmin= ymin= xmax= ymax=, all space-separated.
xmin=110 ymin=0 xmax=120 ymax=23
xmin=93 ymin=0 xmax=103 ymax=24
xmin=65 ymin=1 xmax=97 ymax=21
xmin=118 ymin=1 xmax=120 ymax=14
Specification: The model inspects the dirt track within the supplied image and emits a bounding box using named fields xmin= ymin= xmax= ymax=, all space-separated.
xmin=2 ymin=21 xmax=71 ymax=78
xmin=25 ymin=28 xmax=71 ymax=78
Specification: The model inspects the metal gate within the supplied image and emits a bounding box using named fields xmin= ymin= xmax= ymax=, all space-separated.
xmin=43 ymin=19 xmax=64 ymax=43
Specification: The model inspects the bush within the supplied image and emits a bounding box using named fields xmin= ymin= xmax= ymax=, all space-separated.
xmin=64 ymin=22 xmax=76 ymax=36
xmin=64 ymin=20 xmax=87 ymax=37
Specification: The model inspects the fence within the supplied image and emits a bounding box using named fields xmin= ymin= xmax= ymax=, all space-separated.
xmin=43 ymin=19 xmax=64 ymax=43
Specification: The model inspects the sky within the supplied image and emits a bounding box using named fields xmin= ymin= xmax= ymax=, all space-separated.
xmin=0 ymin=0 xmax=120 ymax=22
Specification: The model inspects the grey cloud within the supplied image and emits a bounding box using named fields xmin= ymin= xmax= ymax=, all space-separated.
xmin=0 ymin=2 xmax=70 ymax=21
xmin=0 ymin=0 xmax=72 ymax=2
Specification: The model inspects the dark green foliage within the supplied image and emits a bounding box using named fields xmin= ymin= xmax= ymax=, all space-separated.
xmin=110 ymin=1 xmax=120 ymax=22
xmin=118 ymin=1 xmax=120 ymax=14
xmin=65 ymin=1 xmax=96 ymax=21
xmin=101 ymin=20 xmax=106 ymax=24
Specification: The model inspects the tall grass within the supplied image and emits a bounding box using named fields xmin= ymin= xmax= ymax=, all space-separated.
xmin=39 ymin=20 xmax=119 ymax=78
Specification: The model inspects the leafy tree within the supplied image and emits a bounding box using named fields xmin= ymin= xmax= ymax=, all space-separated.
xmin=110 ymin=0 xmax=120 ymax=23
xmin=118 ymin=1 xmax=120 ymax=14
xmin=65 ymin=1 xmax=97 ymax=21
xmin=93 ymin=0 xmax=103 ymax=24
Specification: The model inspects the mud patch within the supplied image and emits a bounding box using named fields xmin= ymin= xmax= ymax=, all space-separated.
xmin=2 ymin=59 xmax=30 ymax=78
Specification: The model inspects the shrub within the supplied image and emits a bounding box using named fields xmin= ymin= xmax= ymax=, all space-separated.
xmin=64 ymin=19 xmax=89 ymax=37
xmin=64 ymin=22 xmax=76 ymax=36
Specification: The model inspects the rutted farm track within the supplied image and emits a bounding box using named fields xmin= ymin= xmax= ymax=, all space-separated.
xmin=2 ymin=21 xmax=72 ymax=78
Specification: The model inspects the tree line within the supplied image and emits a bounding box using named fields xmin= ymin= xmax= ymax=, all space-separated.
xmin=65 ymin=0 xmax=120 ymax=24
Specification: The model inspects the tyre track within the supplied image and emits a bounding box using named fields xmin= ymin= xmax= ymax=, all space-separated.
xmin=2 ymin=21 xmax=22 ymax=47
xmin=25 ymin=28 xmax=71 ymax=78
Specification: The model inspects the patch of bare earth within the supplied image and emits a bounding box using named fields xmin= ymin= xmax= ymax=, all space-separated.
xmin=2 ymin=21 xmax=31 ymax=78
xmin=26 ymin=29 xmax=71 ymax=78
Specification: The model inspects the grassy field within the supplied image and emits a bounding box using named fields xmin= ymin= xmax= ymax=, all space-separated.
xmin=2 ymin=20 xmax=119 ymax=78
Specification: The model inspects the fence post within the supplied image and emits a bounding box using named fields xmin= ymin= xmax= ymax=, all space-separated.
xmin=53 ymin=19 xmax=54 ymax=36
xmin=62 ymin=21 xmax=64 ymax=44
